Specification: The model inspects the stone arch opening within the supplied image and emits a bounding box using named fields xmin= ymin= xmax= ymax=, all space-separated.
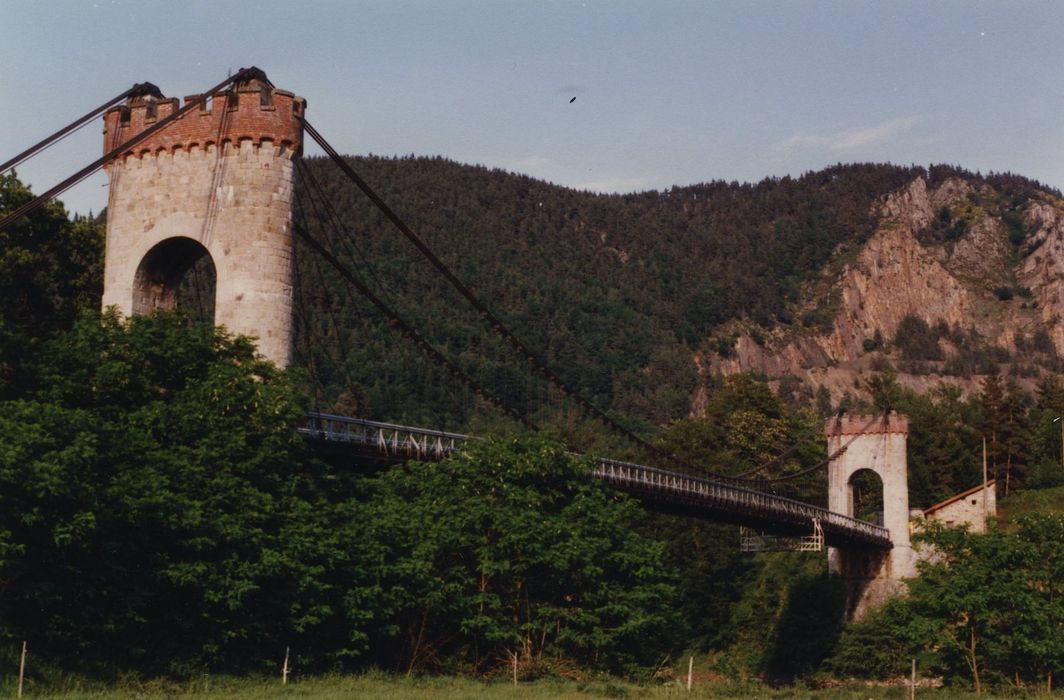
xmin=132 ymin=237 xmax=216 ymax=323
xmin=848 ymin=468 xmax=885 ymax=525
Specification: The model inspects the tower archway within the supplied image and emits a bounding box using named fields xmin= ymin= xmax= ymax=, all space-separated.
xmin=825 ymin=412 xmax=915 ymax=619
xmin=101 ymin=69 xmax=304 ymax=367
xmin=132 ymin=237 xmax=216 ymax=320
xmin=846 ymin=468 xmax=885 ymax=525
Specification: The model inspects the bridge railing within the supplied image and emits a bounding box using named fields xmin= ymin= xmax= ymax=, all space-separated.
xmin=590 ymin=458 xmax=890 ymax=546
xmin=300 ymin=412 xmax=468 ymax=461
xmin=300 ymin=412 xmax=891 ymax=548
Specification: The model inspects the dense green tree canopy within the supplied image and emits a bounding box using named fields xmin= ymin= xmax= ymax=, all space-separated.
xmin=0 ymin=312 xmax=680 ymax=677
xmin=0 ymin=173 xmax=102 ymax=397
xmin=0 ymin=312 xmax=358 ymax=673
xmin=2 ymin=167 xmax=1063 ymax=688
xmin=363 ymin=435 xmax=680 ymax=675
xmin=830 ymin=516 xmax=1064 ymax=692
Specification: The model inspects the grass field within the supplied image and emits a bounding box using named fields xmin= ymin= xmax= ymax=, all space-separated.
xmin=4 ymin=672 xmax=1060 ymax=699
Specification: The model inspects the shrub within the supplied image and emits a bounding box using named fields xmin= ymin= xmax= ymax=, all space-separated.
xmin=894 ymin=315 xmax=943 ymax=361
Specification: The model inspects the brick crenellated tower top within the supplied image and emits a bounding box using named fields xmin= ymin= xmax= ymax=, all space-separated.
xmin=824 ymin=412 xmax=908 ymax=437
xmin=102 ymin=67 xmax=306 ymax=159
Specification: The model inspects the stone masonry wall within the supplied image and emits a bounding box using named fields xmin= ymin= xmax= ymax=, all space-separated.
xmin=924 ymin=482 xmax=997 ymax=533
xmin=101 ymin=76 xmax=303 ymax=367
xmin=826 ymin=412 xmax=914 ymax=619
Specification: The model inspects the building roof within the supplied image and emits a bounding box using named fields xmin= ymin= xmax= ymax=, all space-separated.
xmin=923 ymin=480 xmax=996 ymax=516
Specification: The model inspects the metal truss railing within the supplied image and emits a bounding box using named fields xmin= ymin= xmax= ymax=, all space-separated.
xmin=300 ymin=412 xmax=892 ymax=549
xmin=300 ymin=412 xmax=467 ymax=461
xmin=590 ymin=458 xmax=890 ymax=548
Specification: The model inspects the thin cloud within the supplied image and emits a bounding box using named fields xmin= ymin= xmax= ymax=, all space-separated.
xmin=779 ymin=116 xmax=924 ymax=153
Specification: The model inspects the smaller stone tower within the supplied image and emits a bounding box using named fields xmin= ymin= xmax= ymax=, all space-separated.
xmin=101 ymin=68 xmax=305 ymax=367
xmin=826 ymin=412 xmax=914 ymax=619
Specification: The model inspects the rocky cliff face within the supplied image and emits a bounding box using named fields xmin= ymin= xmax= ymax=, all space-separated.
xmin=699 ymin=176 xmax=1064 ymax=403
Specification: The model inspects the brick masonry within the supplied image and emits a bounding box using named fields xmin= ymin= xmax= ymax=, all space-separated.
xmin=100 ymin=76 xmax=305 ymax=367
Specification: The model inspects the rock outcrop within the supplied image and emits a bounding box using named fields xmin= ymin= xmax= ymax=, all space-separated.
xmin=700 ymin=177 xmax=1064 ymax=403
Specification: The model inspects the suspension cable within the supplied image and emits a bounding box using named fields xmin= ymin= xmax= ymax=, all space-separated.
xmin=730 ymin=442 xmax=802 ymax=479
xmin=295 ymin=156 xmax=533 ymax=427
xmin=757 ymin=412 xmax=884 ymax=483
xmin=298 ymin=157 xmax=390 ymax=298
xmin=0 ymin=83 xmax=155 ymax=176
xmin=293 ymin=173 xmax=372 ymax=407
xmin=291 ymin=220 xmax=535 ymax=430
xmin=0 ymin=68 xmax=256 ymax=232
xmin=300 ymin=119 xmax=764 ymax=479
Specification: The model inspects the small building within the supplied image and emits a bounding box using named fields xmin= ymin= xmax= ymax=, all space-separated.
xmin=921 ymin=480 xmax=996 ymax=533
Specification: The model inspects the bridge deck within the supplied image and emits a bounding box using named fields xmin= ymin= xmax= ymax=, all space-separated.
xmin=299 ymin=412 xmax=892 ymax=550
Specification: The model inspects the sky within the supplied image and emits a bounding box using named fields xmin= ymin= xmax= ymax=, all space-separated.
xmin=2 ymin=0 xmax=1063 ymax=216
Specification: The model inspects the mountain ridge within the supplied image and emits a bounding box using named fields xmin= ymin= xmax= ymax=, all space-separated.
xmin=291 ymin=157 xmax=1061 ymax=428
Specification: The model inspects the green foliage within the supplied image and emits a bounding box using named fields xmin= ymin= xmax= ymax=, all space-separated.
xmin=713 ymin=554 xmax=845 ymax=682
xmin=897 ymin=383 xmax=981 ymax=507
xmin=865 ymin=370 xmax=902 ymax=412
xmin=363 ymin=435 xmax=680 ymax=675
xmin=919 ymin=205 xmax=970 ymax=245
xmin=0 ymin=310 xmax=684 ymax=677
xmin=827 ymin=600 xmax=923 ymax=679
xmin=0 ymin=173 xmax=103 ymax=396
xmin=0 ymin=312 xmax=367 ymax=674
xmin=649 ymin=376 xmax=839 ymax=676
xmin=814 ymin=385 xmax=833 ymax=418
xmin=292 ymin=159 xmax=924 ymax=430
xmin=904 ymin=519 xmax=1064 ymax=691
xmin=1002 ymin=209 xmax=1027 ymax=247
xmin=893 ymin=315 xmax=943 ymax=362
xmin=5 ymin=159 xmax=1064 ymax=687
xmin=832 ymin=517 xmax=1064 ymax=691
xmin=939 ymin=325 xmax=1012 ymax=378
xmin=997 ymin=485 xmax=1064 ymax=525
xmin=657 ymin=375 xmax=826 ymax=500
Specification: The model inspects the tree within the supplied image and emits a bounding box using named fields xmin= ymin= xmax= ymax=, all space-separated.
xmin=906 ymin=518 xmax=1064 ymax=692
xmin=865 ymin=370 xmax=902 ymax=412
xmin=999 ymin=380 xmax=1031 ymax=495
xmin=899 ymin=382 xmax=980 ymax=507
xmin=815 ymin=385 xmax=833 ymax=419
xmin=979 ymin=375 xmax=1005 ymax=484
xmin=0 ymin=173 xmax=103 ymax=396
xmin=0 ymin=311 xmax=370 ymax=673
xmin=894 ymin=315 xmax=943 ymax=361
xmin=366 ymin=435 xmax=680 ymax=675
xmin=828 ymin=599 xmax=922 ymax=679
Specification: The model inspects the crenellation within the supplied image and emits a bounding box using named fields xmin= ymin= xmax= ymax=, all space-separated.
xmin=103 ymin=76 xmax=304 ymax=160
xmin=102 ymin=69 xmax=303 ymax=367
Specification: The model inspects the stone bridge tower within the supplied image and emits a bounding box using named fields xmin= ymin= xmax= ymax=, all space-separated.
xmin=826 ymin=412 xmax=915 ymax=619
xmin=101 ymin=69 xmax=305 ymax=367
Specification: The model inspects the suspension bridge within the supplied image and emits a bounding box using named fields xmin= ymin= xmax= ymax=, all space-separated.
xmin=1 ymin=67 xmax=904 ymax=569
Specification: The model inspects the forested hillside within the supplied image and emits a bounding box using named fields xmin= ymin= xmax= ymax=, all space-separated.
xmin=291 ymin=157 xmax=925 ymax=431
xmin=291 ymin=158 xmax=1061 ymax=434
